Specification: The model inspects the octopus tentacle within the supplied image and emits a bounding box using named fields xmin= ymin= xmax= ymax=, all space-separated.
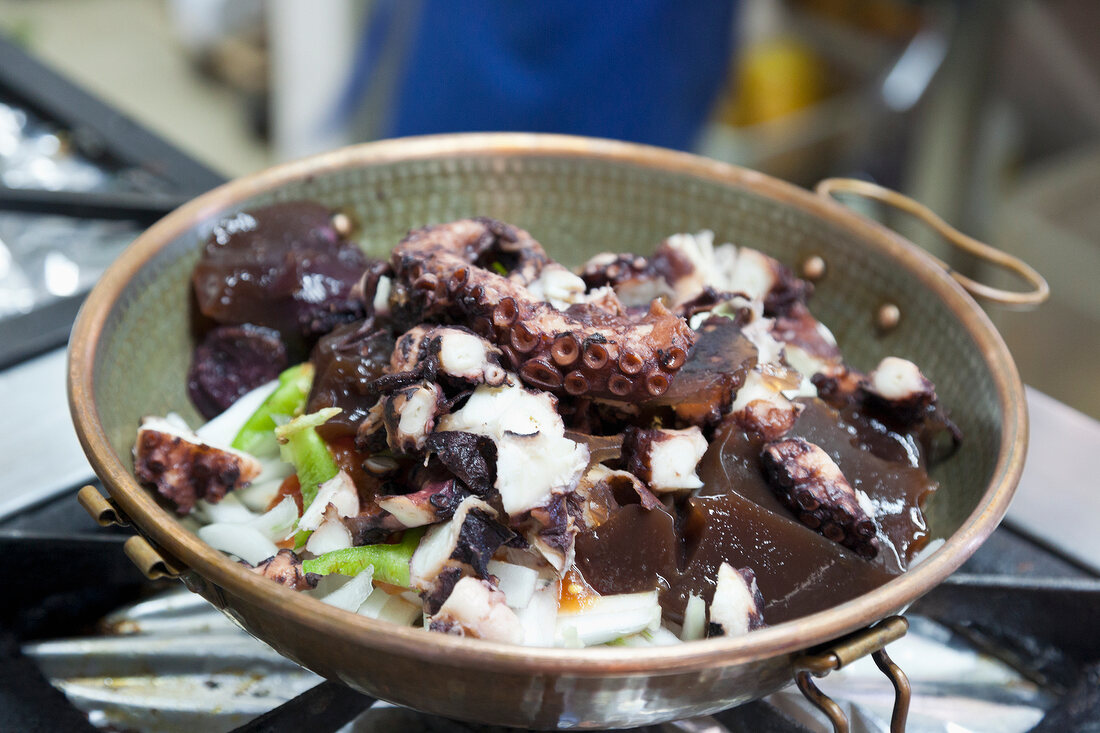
xmin=759 ymin=437 xmax=880 ymax=559
xmin=388 ymin=219 xmax=696 ymax=402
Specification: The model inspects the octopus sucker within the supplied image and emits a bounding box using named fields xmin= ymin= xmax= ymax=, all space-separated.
xmin=563 ymin=371 xmax=589 ymax=396
xmin=582 ymin=342 xmax=611 ymax=370
xmin=619 ymin=351 xmax=644 ymax=375
xmin=608 ymin=374 xmax=633 ymax=397
xmin=521 ymin=359 xmax=564 ymax=390
xmin=510 ymin=322 xmax=541 ymax=353
xmin=471 ymin=316 xmax=494 ymax=338
xmin=550 ymin=333 xmax=581 ymax=366
xmin=387 ymin=218 xmax=695 ymax=402
xmin=644 ymin=368 xmax=670 ymax=397
xmin=660 ymin=346 xmax=688 ymax=371
xmin=413 ymin=273 xmax=439 ymax=292
xmin=493 ymin=297 xmax=518 ymax=327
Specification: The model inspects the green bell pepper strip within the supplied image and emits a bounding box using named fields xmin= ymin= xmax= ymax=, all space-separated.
xmin=273 ymin=406 xmax=342 ymax=548
xmin=301 ymin=528 xmax=426 ymax=587
xmin=274 ymin=406 xmax=342 ymax=510
xmin=232 ymin=362 xmax=315 ymax=457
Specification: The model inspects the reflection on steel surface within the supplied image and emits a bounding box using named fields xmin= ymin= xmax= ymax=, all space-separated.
xmin=23 ymin=589 xmax=1050 ymax=733
xmin=0 ymin=96 xmax=143 ymax=320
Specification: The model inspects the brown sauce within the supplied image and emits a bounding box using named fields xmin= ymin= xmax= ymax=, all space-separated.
xmin=309 ymin=319 xmax=395 ymax=440
xmin=327 ymin=436 xmax=384 ymax=506
xmin=699 ymin=399 xmax=935 ymax=574
xmin=559 ymin=569 xmax=600 ymax=613
xmin=574 ymin=396 xmax=937 ymax=626
xmin=668 ymin=490 xmax=894 ymax=625
xmin=574 ymin=504 xmax=679 ymax=596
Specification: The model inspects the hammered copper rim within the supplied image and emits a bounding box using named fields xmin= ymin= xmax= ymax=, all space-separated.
xmin=68 ymin=133 xmax=1027 ymax=676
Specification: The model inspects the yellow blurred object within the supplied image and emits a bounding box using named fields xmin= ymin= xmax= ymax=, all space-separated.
xmin=726 ymin=37 xmax=826 ymax=127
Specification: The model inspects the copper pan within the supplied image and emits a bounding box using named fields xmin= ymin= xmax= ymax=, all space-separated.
xmin=68 ymin=133 xmax=1045 ymax=730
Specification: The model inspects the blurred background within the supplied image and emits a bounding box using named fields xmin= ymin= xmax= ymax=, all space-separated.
xmin=0 ymin=0 xmax=1097 ymax=417
xmin=1 ymin=4 xmax=1099 ymax=732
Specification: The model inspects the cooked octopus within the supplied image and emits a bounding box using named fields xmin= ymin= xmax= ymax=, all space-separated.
xmin=136 ymin=203 xmax=962 ymax=648
xmin=385 ymin=218 xmax=696 ymax=403
xmin=707 ymin=563 xmax=766 ymax=637
xmin=134 ymin=416 xmax=262 ymax=513
xmin=248 ymin=549 xmax=319 ymax=591
xmin=760 ymin=437 xmax=880 ymax=559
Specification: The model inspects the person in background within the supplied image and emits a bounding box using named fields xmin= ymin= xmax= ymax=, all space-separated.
xmin=339 ymin=0 xmax=739 ymax=151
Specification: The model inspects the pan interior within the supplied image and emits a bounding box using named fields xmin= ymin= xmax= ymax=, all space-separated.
xmin=92 ymin=150 xmax=999 ymax=584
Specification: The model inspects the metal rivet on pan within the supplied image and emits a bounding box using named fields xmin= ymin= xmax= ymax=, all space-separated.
xmin=802 ymin=255 xmax=826 ymax=281
xmin=182 ymin=574 xmax=207 ymax=595
xmin=876 ymin=303 xmax=901 ymax=331
xmin=331 ymin=211 xmax=354 ymax=237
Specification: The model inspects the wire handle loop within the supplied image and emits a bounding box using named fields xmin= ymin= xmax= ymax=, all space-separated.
xmin=793 ymin=615 xmax=912 ymax=732
xmin=816 ymin=178 xmax=1049 ymax=308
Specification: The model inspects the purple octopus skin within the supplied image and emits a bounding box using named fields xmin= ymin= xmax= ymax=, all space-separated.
xmin=385 ymin=218 xmax=697 ymax=403
xmin=424 ymin=431 xmax=497 ymax=498
xmin=376 ymin=465 xmax=470 ymax=528
xmin=760 ymin=437 xmax=880 ymax=560
xmin=133 ymin=417 xmax=262 ymax=513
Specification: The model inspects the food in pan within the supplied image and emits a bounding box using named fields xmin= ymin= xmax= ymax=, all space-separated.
xmin=133 ymin=201 xmax=959 ymax=647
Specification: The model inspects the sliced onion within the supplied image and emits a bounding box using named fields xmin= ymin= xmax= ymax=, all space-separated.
xmin=554 ymin=590 xmax=661 ymax=648
xmin=194 ymin=493 xmax=256 ymax=525
xmin=195 ymin=379 xmax=278 ymax=446
xmin=486 ymin=560 xmax=538 ymax=610
xmin=680 ymin=593 xmax=706 ymax=641
xmin=232 ymin=458 xmax=293 ymax=512
xmin=514 ymin=578 xmax=560 ymax=647
xmin=246 ymin=496 xmax=298 ymax=543
xmin=358 ymin=590 xmax=421 ymax=626
xmin=197 ymin=523 xmax=278 ymax=566
xmin=304 ymin=516 xmax=353 ymax=556
xmin=315 ymin=566 xmax=375 ymax=612
xmin=613 ymin=626 xmax=683 ymax=647
xmin=644 ymin=626 xmax=682 ymax=645
xmin=234 ymin=479 xmax=283 ymax=513
xmin=163 ymin=412 xmax=192 ymax=432
xmin=356 ymin=588 xmax=390 ymax=618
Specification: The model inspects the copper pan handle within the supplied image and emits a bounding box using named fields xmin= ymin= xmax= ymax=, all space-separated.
xmin=793 ymin=615 xmax=911 ymax=733
xmin=815 ymin=178 xmax=1050 ymax=309
xmin=78 ymin=485 xmax=129 ymax=527
xmin=78 ymin=485 xmax=185 ymax=581
xmin=123 ymin=535 xmax=185 ymax=581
